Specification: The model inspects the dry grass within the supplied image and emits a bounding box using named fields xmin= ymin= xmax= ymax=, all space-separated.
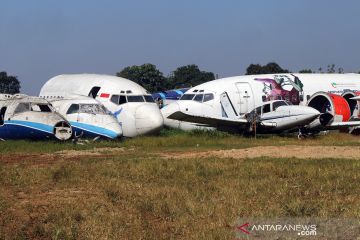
xmin=1 ymin=131 xmax=360 ymax=239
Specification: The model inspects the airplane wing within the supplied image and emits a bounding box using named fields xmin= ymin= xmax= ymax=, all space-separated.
xmin=326 ymin=121 xmax=360 ymax=130
xmin=167 ymin=111 xmax=248 ymax=127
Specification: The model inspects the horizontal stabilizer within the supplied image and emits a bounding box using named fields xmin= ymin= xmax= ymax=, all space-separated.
xmin=168 ymin=111 xmax=248 ymax=127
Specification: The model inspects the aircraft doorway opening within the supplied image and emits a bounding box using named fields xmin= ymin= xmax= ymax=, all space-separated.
xmin=0 ymin=107 xmax=7 ymax=126
xmin=88 ymin=87 xmax=101 ymax=99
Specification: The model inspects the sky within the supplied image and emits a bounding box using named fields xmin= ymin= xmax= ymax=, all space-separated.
xmin=1 ymin=0 xmax=360 ymax=95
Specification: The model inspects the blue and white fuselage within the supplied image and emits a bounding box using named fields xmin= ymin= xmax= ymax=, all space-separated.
xmin=47 ymin=95 xmax=122 ymax=139
xmin=0 ymin=94 xmax=72 ymax=140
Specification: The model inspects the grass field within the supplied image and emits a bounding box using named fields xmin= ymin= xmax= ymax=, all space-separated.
xmin=1 ymin=130 xmax=360 ymax=239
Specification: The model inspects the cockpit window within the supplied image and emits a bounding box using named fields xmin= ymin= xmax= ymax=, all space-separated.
xmin=180 ymin=94 xmax=195 ymax=100
xmin=144 ymin=95 xmax=155 ymax=102
xmin=203 ymin=93 xmax=214 ymax=102
xmin=79 ymin=104 xmax=109 ymax=115
xmin=31 ymin=104 xmax=52 ymax=112
xmin=14 ymin=103 xmax=31 ymax=114
xmin=194 ymin=94 xmax=204 ymax=102
xmin=127 ymin=95 xmax=145 ymax=102
xmin=111 ymin=95 xmax=127 ymax=105
xmin=110 ymin=95 xmax=119 ymax=105
xmin=66 ymin=104 xmax=79 ymax=114
xmin=263 ymin=104 xmax=271 ymax=114
xmin=273 ymin=101 xmax=288 ymax=110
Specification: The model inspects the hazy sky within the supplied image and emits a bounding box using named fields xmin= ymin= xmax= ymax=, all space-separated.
xmin=1 ymin=0 xmax=360 ymax=94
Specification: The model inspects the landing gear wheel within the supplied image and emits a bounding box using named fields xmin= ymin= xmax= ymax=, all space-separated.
xmin=298 ymin=128 xmax=307 ymax=140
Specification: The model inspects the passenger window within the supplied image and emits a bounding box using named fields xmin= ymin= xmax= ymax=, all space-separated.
xmin=255 ymin=106 xmax=262 ymax=115
xmin=0 ymin=107 xmax=7 ymax=126
xmin=203 ymin=93 xmax=214 ymax=102
xmin=66 ymin=104 xmax=79 ymax=114
xmin=194 ymin=94 xmax=204 ymax=102
xmin=262 ymin=104 xmax=271 ymax=113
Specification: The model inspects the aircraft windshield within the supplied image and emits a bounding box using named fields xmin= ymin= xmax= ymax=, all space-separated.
xmin=180 ymin=94 xmax=195 ymax=100
xmin=127 ymin=95 xmax=145 ymax=102
xmin=180 ymin=93 xmax=214 ymax=102
xmin=111 ymin=95 xmax=154 ymax=104
xmin=144 ymin=95 xmax=155 ymax=102
xmin=79 ymin=104 xmax=110 ymax=114
xmin=273 ymin=101 xmax=288 ymax=110
xmin=14 ymin=102 xmax=53 ymax=114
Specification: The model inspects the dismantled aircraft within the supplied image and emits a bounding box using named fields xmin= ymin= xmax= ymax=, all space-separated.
xmin=161 ymin=73 xmax=360 ymax=136
xmin=47 ymin=95 xmax=123 ymax=139
xmin=40 ymin=74 xmax=163 ymax=137
xmin=0 ymin=94 xmax=72 ymax=140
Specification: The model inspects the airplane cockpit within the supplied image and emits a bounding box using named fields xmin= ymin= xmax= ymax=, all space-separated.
xmin=251 ymin=100 xmax=292 ymax=116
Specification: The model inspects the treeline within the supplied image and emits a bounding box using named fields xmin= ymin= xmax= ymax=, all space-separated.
xmin=0 ymin=63 xmax=358 ymax=94
xmin=116 ymin=64 xmax=215 ymax=92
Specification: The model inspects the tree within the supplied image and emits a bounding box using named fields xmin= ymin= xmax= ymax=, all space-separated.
xmin=0 ymin=71 xmax=21 ymax=94
xmin=168 ymin=64 xmax=215 ymax=88
xmin=116 ymin=64 xmax=168 ymax=92
xmin=245 ymin=62 xmax=289 ymax=75
xmin=299 ymin=69 xmax=313 ymax=73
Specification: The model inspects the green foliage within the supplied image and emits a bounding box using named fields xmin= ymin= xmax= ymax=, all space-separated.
xmin=327 ymin=64 xmax=344 ymax=73
xmin=0 ymin=71 xmax=21 ymax=94
xmin=116 ymin=63 xmax=169 ymax=92
xmin=245 ymin=62 xmax=290 ymax=75
xmin=299 ymin=69 xmax=313 ymax=73
xmin=168 ymin=64 xmax=215 ymax=88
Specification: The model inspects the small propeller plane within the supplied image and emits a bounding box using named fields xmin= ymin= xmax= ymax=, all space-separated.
xmin=163 ymin=97 xmax=321 ymax=137
xmin=0 ymin=94 xmax=72 ymax=140
xmin=47 ymin=95 xmax=123 ymax=139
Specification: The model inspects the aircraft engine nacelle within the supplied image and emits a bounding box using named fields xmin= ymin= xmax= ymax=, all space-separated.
xmin=307 ymin=92 xmax=351 ymax=127
xmin=341 ymin=91 xmax=360 ymax=119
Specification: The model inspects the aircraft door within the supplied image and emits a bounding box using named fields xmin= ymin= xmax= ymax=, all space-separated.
xmin=236 ymin=83 xmax=254 ymax=115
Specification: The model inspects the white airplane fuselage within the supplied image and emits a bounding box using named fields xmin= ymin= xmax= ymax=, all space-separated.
xmin=0 ymin=94 xmax=72 ymax=140
xmin=49 ymin=96 xmax=123 ymax=139
xmin=39 ymin=74 xmax=164 ymax=137
xmin=162 ymin=73 xmax=360 ymax=133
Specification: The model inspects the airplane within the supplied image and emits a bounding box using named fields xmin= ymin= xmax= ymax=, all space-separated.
xmin=161 ymin=73 xmax=360 ymax=136
xmin=0 ymin=94 xmax=72 ymax=140
xmin=39 ymin=74 xmax=164 ymax=137
xmin=47 ymin=95 xmax=123 ymax=139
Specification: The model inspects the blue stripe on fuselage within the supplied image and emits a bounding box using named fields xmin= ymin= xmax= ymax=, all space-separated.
xmin=70 ymin=121 xmax=119 ymax=139
xmin=0 ymin=120 xmax=55 ymax=140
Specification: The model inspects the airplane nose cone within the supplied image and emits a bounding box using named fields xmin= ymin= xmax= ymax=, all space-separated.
xmin=135 ymin=104 xmax=164 ymax=135
xmin=161 ymin=102 xmax=181 ymax=128
xmin=105 ymin=121 xmax=123 ymax=139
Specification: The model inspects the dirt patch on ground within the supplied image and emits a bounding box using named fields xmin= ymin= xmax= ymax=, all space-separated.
xmin=163 ymin=146 xmax=360 ymax=160
xmin=0 ymin=147 xmax=129 ymax=165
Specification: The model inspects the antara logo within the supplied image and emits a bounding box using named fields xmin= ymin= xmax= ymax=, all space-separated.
xmin=237 ymin=223 xmax=250 ymax=235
